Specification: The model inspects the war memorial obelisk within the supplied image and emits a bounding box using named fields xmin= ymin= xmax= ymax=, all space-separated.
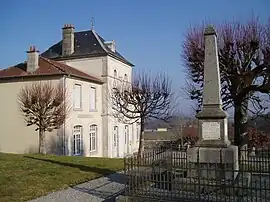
xmin=187 ymin=26 xmax=239 ymax=180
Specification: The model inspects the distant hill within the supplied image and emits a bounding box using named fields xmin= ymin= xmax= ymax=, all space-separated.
xmin=145 ymin=113 xmax=269 ymax=132
xmin=145 ymin=116 xmax=195 ymax=130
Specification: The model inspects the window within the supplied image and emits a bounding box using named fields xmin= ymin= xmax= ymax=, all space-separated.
xmin=113 ymin=126 xmax=118 ymax=147
xmin=136 ymin=123 xmax=140 ymax=140
xmin=73 ymin=125 xmax=82 ymax=155
xmin=114 ymin=69 xmax=117 ymax=78
xmin=73 ymin=84 xmax=82 ymax=109
xmin=124 ymin=74 xmax=128 ymax=82
xmin=89 ymin=124 xmax=97 ymax=151
xmin=89 ymin=87 xmax=96 ymax=111
xmin=124 ymin=125 xmax=129 ymax=144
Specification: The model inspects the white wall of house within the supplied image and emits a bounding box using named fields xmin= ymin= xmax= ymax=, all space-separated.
xmin=63 ymin=57 xmax=106 ymax=81
xmin=0 ymin=77 xmax=63 ymax=154
xmin=61 ymin=55 xmax=139 ymax=158
xmin=0 ymin=57 xmax=140 ymax=158
xmin=64 ymin=77 xmax=103 ymax=157
xmin=107 ymin=57 xmax=132 ymax=82
xmin=105 ymin=56 xmax=139 ymax=158
xmin=105 ymin=117 xmax=139 ymax=158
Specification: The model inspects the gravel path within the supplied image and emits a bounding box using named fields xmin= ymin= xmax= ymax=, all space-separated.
xmin=29 ymin=172 xmax=126 ymax=202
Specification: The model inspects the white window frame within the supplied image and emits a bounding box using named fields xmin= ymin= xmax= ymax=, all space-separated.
xmin=124 ymin=74 xmax=128 ymax=82
xmin=124 ymin=125 xmax=128 ymax=144
xmin=124 ymin=125 xmax=130 ymax=144
xmin=113 ymin=126 xmax=118 ymax=147
xmin=73 ymin=83 xmax=82 ymax=110
xmin=136 ymin=123 xmax=140 ymax=140
xmin=114 ymin=69 xmax=117 ymax=78
xmin=89 ymin=87 xmax=96 ymax=111
xmin=89 ymin=124 xmax=97 ymax=152
xmin=73 ymin=125 xmax=83 ymax=155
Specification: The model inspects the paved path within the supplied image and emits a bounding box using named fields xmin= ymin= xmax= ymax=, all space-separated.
xmin=29 ymin=172 xmax=126 ymax=202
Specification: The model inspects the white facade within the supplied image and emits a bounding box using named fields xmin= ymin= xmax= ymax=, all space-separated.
xmin=0 ymin=27 xmax=140 ymax=158
xmin=61 ymin=55 xmax=139 ymax=158
xmin=63 ymin=77 xmax=103 ymax=157
xmin=0 ymin=59 xmax=139 ymax=158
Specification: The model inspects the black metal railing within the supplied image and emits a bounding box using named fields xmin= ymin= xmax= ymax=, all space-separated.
xmin=124 ymin=146 xmax=270 ymax=201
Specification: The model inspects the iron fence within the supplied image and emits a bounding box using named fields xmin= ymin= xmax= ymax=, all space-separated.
xmin=123 ymin=146 xmax=270 ymax=201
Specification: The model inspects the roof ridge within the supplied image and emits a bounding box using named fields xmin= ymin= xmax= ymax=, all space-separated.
xmin=75 ymin=29 xmax=91 ymax=33
xmin=91 ymin=30 xmax=108 ymax=53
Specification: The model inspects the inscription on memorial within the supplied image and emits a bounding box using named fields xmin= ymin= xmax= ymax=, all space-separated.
xmin=202 ymin=122 xmax=220 ymax=140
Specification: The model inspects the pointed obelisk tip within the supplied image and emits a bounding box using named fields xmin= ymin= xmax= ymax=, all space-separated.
xmin=204 ymin=25 xmax=217 ymax=36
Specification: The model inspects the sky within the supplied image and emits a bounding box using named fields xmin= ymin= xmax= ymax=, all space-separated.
xmin=0 ymin=0 xmax=269 ymax=115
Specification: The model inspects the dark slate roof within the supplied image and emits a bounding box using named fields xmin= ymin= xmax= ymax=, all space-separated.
xmin=41 ymin=30 xmax=134 ymax=67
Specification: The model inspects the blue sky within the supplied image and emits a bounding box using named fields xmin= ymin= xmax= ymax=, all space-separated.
xmin=0 ymin=0 xmax=269 ymax=115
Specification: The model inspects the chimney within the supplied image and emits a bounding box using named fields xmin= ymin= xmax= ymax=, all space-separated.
xmin=62 ymin=24 xmax=75 ymax=56
xmin=27 ymin=46 xmax=39 ymax=73
xmin=105 ymin=40 xmax=116 ymax=52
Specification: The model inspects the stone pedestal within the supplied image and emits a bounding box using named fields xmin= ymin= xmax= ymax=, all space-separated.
xmin=187 ymin=145 xmax=239 ymax=181
xmin=195 ymin=106 xmax=230 ymax=148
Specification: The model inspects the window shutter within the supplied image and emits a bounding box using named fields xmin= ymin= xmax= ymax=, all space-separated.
xmin=74 ymin=84 xmax=81 ymax=109
xmin=90 ymin=87 xmax=96 ymax=111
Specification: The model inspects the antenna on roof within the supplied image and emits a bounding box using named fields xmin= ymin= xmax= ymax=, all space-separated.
xmin=91 ymin=17 xmax=95 ymax=30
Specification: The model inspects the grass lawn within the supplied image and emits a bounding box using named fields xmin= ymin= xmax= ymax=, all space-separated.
xmin=0 ymin=152 xmax=124 ymax=202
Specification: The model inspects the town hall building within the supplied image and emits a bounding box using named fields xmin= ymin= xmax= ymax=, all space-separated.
xmin=0 ymin=24 xmax=140 ymax=158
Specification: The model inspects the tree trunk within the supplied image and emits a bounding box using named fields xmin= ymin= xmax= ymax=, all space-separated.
xmin=39 ymin=130 xmax=46 ymax=154
xmin=234 ymin=100 xmax=248 ymax=147
xmin=137 ymin=119 xmax=145 ymax=159
xmin=234 ymin=103 xmax=242 ymax=146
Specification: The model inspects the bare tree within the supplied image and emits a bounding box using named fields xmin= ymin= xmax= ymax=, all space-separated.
xmin=182 ymin=17 xmax=270 ymax=146
xmin=162 ymin=110 xmax=188 ymax=147
xmin=163 ymin=113 xmax=199 ymax=147
xmin=247 ymin=127 xmax=270 ymax=148
xmin=111 ymin=71 xmax=173 ymax=157
xmin=18 ymin=81 xmax=70 ymax=154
